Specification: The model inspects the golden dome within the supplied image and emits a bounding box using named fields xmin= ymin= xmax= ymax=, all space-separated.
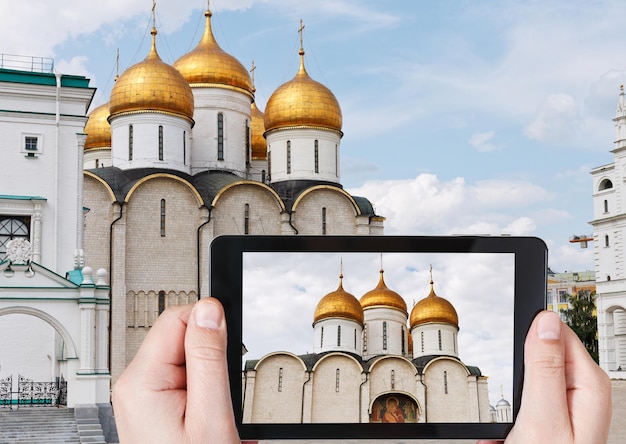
xmin=410 ymin=282 xmax=459 ymax=329
xmin=360 ymin=270 xmax=407 ymax=313
xmin=251 ymin=101 xmax=267 ymax=160
xmin=313 ymin=275 xmax=364 ymax=325
xmin=109 ymin=28 xmax=194 ymax=121
xmin=264 ymin=48 xmax=342 ymax=134
xmin=84 ymin=103 xmax=111 ymax=150
xmin=173 ymin=10 xmax=252 ymax=95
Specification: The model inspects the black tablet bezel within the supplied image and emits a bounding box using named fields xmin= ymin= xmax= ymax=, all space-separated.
xmin=210 ymin=235 xmax=547 ymax=440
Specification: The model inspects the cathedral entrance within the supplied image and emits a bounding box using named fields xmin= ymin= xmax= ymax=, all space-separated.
xmin=369 ymin=393 xmax=420 ymax=423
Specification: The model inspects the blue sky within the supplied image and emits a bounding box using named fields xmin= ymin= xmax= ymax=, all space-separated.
xmin=3 ymin=0 xmax=626 ymax=272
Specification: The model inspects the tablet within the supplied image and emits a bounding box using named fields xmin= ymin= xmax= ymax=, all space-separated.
xmin=210 ymin=235 xmax=547 ymax=440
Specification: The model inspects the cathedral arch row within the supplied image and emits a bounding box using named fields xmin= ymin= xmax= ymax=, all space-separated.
xmin=423 ymin=355 xmax=472 ymax=376
xmin=253 ymin=351 xmax=308 ymax=372
xmin=126 ymin=290 xmax=197 ymax=328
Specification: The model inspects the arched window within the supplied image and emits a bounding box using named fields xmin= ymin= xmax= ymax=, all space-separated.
xmin=383 ymin=321 xmax=388 ymax=350
xmin=158 ymin=291 xmax=166 ymax=315
xmin=183 ymin=131 xmax=186 ymax=165
xmin=244 ymin=204 xmax=250 ymax=235
xmin=401 ymin=328 xmax=405 ymax=354
xmin=354 ymin=329 xmax=357 ymax=348
xmin=604 ymin=199 xmax=609 ymax=213
xmin=421 ymin=331 xmax=424 ymax=352
xmin=321 ymin=326 xmax=324 ymax=347
xmin=438 ymin=330 xmax=442 ymax=350
xmin=599 ymin=179 xmax=613 ymax=191
xmin=160 ymin=199 xmax=166 ymax=237
xmin=314 ymin=140 xmax=319 ymax=173
xmin=261 ymin=169 xmax=266 ymax=183
xmin=95 ymin=159 xmax=99 ymax=168
xmin=0 ymin=216 xmax=30 ymax=260
xmin=217 ymin=113 xmax=224 ymax=160
xmin=286 ymin=141 xmax=291 ymax=174
xmin=322 ymin=207 xmax=327 ymax=235
xmin=278 ymin=367 xmax=283 ymax=392
xmin=267 ymin=150 xmax=271 ymax=181
xmin=245 ymin=120 xmax=250 ymax=165
xmin=335 ymin=369 xmax=340 ymax=392
xmin=443 ymin=371 xmax=448 ymax=394
xmin=158 ymin=125 xmax=164 ymax=161
xmin=129 ymin=125 xmax=133 ymax=160
xmin=605 ymin=235 xmax=610 ymax=247
xmin=363 ymin=324 xmax=367 ymax=353
xmin=391 ymin=370 xmax=395 ymax=390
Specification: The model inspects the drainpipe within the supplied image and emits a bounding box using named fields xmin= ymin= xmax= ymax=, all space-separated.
xmin=197 ymin=207 xmax=211 ymax=300
xmin=301 ymin=370 xmax=311 ymax=423
xmin=108 ymin=202 xmax=124 ymax=370
xmin=288 ymin=211 xmax=298 ymax=235
xmin=359 ymin=371 xmax=370 ymax=423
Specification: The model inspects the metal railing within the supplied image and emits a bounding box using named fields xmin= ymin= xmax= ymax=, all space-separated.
xmin=0 ymin=375 xmax=67 ymax=409
xmin=0 ymin=54 xmax=55 ymax=73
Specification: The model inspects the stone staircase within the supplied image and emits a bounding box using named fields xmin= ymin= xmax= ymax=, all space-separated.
xmin=0 ymin=408 xmax=107 ymax=443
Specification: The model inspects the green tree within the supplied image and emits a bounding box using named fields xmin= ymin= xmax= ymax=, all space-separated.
xmin=560 ymin=290 xmax=598 ymax=363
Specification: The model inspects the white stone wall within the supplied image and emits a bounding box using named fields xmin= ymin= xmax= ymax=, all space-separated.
xmin=310 ymin=354 xmax=362 ymax=423
xmin=411 ymin=323 xmax=459 ymax=359
xmin=110 ymin=113 xmax=192 ymax=173
xmin=292 ymin=188 xmax=358 ymax=235
xmin=190 ymin=88 xmax=252 ymax=177
xmin=266 ymin=128 xmax=341 ymax=184
xmin=422 ymin=358 xmax=471 ymax=422
xmin=368 ymin=356 xmax=417 ymax=396
xmin=362 ymin=307 xmax=408 ymax=359
xmin=313 ymin=318 xmax=362 ymax=354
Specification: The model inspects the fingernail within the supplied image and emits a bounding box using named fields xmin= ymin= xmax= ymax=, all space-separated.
xmin=194 ymin=300 xmax=222 ymax=330
xmin=537 ymin=311 xmax=562 ymax=340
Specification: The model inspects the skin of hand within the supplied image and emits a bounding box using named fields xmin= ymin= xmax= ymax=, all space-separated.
xmin=478 ymin=310 xmax=612 ymax=444
xmin=112 ymin=298 xmax=240 ymax=444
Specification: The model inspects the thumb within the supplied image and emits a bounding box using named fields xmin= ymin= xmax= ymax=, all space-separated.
xmin=184 ymin=298 xmax=239 ymax=443
xmin=507 ymin=311 xmax=571 ymax=442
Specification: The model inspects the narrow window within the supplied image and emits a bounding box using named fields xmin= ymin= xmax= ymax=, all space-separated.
xmin=337 ymin=325 xmax=341 ymax=346
xmin=244 ymin=203 xmax=250 ymax=235
xmin=286 ymin=141 xmax=291 ymax=174
xmin=391 ymin=370 xmax=395 ymax=390
xmin=604 ymin=199 xmax=609 ymax=213
xmin=438 ymin=330 xmax=442 ymax=351
xmin=383 ymin=321 xmax=388 ymax=350
xmin=267 ymin=150 xmax=271 ymax=181
xmin=95 ymin=159 xmax=100 ymax=168
xmin=321 ymin=326 xmax=324 ymax=347
xmin=444 ymin=371 xmax=448 ymax=394
xmin=605 ymin=235 xmax=610 ymax=247
xmin=261 ymin=169 xmax=266 ymax=183
xmin=160 ymin=199 xmax=166 ymax=237
xmin=335 ymin=368 xmax=340 ymax=392
xmin=278 ymin=367 xmax=283 ymax=392
xmin=158 ymin=125 xmax=163 ymax=160
xmin=421 ymin=331 xmax=424 ymax=353
xmin=129 ymin=125 xmax=133 ymax=160
xmin=363 ymin=324 xmax=367 ymax=353
xmin=183 ymin=131 xmax=186 ymax=165
xmin=335 ymin=144 xmax=338 ymax=176
xmin=314 ymin=140 xmax=319 ymax=173
xmin=401 ymin=328 xmax=405 ymax=354
xmin=322 ymin=207 xmax=327 ymax=235
xmin=245 ymin=120 xmax=250 ymax=165
xmin=217 ymin=113 xmax=224 ymax=160
xmin=158 ymin=291 xmax=166 ymax=315
xmin=354 ymin=329 xmax=357 ymax=348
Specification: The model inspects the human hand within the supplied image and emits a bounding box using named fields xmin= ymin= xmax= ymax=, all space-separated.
xmin=478 ymin=310 xmax=612 ymax=444
xmin=112 ymin=298 xmax=240 ymax=443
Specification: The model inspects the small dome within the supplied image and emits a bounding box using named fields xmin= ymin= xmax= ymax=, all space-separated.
xmin=313 ymin=275 xmax=364 ymax=325
xmin=109 ymin=28 xmax=194 ymax=121
xmin=264 ymin=47 xmax=342 ymax=134
xmin=84 ymin=103 xmax=111 ymax=150
xmin=173 ymin=9 xmax=252 ymax=95
xmin=250 ymin=101 xmax=267 ymax=160
xmin=410 ymin=280 xmax=459 ymax=329
xmin=360 ymin=270 xmax=407 ymax=313
xmin=497 ymin=398 xmax=511 ymax=407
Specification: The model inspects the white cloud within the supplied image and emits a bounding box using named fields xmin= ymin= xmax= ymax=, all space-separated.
xmin=469 ymin=130 xmax=499 ymax=152
xmin=524 ymin=93 xmax=580 ymax=144
xmin=348 ymin=173 xmax=552 ymax=236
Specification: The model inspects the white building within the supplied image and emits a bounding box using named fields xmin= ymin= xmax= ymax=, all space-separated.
xmin=592 ymin=85 xmax=626 ymax=377
xmin=0 ymin=55 xmax=111 ymax=414
xmin=81 ymin=7 xmax=384 ymax=382
xmin=242 ymin=268 xmax=509 ymax=423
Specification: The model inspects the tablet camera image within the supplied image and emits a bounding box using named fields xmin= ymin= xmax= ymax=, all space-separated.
xmin=241 ymin=252 xmax=514 ymax=425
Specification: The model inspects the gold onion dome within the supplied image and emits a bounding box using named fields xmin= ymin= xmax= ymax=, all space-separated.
xmin=264 ymin=47 xmax=342 ymax=134
xmin=313 ymin=274 xmax=364 ymax=325
xmin=410 ymin=280 xmax=459 ymax=329
xmin=251 ymin=101 xmax=267 ymax=160
xmin=360 ymin=270 xmax=407 ymax=313
xmin=84 ymin=103 xmax=111 ymax=150
xmin=109 ymin=27 xmax=194 ymax=120
xmin=173 ymin=9 xmax=252 ymax=94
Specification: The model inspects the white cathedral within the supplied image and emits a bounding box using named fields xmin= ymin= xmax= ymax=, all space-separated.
xmin=242 ymin=267 xmax=511 ymax=423
xmin=81 ymin=7 xmax=384 ymax=382
xmin=592 ymin=85 xmax=626 ymax=377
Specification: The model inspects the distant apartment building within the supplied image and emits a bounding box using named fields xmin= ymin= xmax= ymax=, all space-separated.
xmin=546 ymin=270 xmax=596 ymax=320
